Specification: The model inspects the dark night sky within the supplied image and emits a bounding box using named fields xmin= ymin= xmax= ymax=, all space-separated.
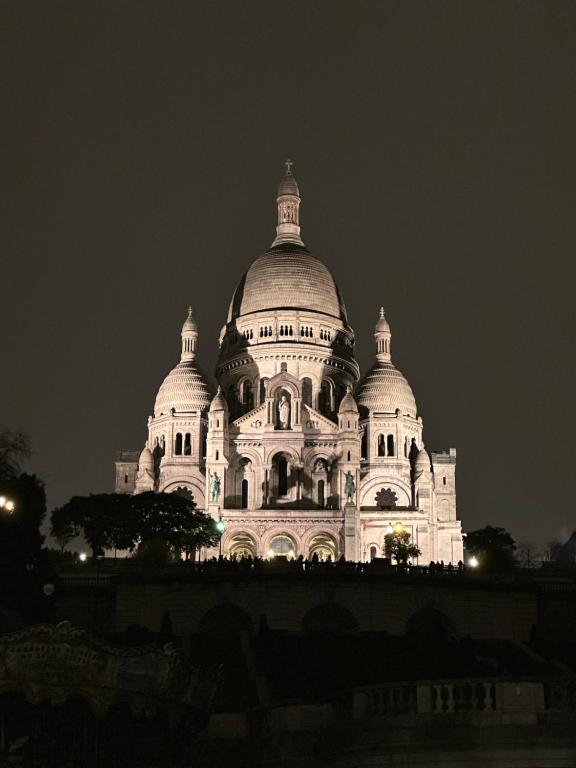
xmin=2 ymin=1 xmax=575 ymax=548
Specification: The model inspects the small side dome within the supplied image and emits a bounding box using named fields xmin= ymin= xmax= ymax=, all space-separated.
xmin=182 ymin=305 xmax=198 ymax=333
xmin=375 ymin=306 xmax=390 ymax=334
xmin=138 ymin=446 xmax=154 ymax=469
xmin=209 ymin=386 xmax=229 ymax=412
xmin=415 ymin=447 xmax=430 ymax=471
xmin=338 ymin=385 xmax=358 ymax=414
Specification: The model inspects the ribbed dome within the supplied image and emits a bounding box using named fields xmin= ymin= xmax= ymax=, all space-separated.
xmin=154 ymin=361 xmax=212 ymax=416
xmin=138 ymin=446 xmax=154 ymax=469
xmin=356 ymin=361 xmax=418 ymax=417
xmin=228 ymin=244 xmax=347 ymax=322
xmin=338 ymin=386 xmax=358 ymax=413
xmin=415 ymin=447 xmax=430 ymax=470
xmin=278 ymin=173 xmax=299 ymax=197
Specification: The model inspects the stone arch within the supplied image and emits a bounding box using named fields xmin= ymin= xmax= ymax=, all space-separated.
xmin=305 ymin=530 xmax=339 ymax=560
xmin=266 ymin=445 xmax=300 ymax=465
xmin=161 ymin=477 xmax=205 ymax=503
xmin=267 ymin=371 xmax=302 ymax=400
xmin=226 ymin=530 xmax=258 ymax=559
xmin=198 ymin=604 xmax=254 ymax=635
xmin=360 ymin=477 xmax=411 ymax=508
xmin=302 ymin=603 xmax=358 ymax=634
xmin=262 ymin=529 xmax=300 ymax=558
xmin=406 ymin=607 xmax=457 ymax=641
xmin=232 ymin=445 xmax=262 ymax=467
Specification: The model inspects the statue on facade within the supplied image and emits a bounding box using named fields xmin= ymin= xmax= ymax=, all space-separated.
xmin=278 ymin=394 xmax=290 ymax=429
xmin=344 ymin=471 xmax=356 ymax=504
xmin=209 ymin=471 xmax=221 ymax=503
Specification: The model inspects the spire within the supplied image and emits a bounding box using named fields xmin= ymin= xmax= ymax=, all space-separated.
xmin=271 ymin=159 xmax=304 ymax=247
xmin=374 ymin=307 xmax=391 ymax=362
xmin=181 ymin=306 xmax=198 ymax=361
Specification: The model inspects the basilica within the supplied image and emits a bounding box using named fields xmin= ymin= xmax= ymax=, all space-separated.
xmin=115 ymin=164 xmax=464 ymax=564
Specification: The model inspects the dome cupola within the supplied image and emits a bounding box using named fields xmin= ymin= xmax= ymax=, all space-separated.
xmin=181 ymin=306 xmax=198 ymax=361
xmin=209 ymin=386 xmax=229 ymax=413
xmin=356 ymin=308 xmax=418 ymax=417
xmin=272 ymin=159 xmax=303 ymax=247
xmin=153 ymin=308 xmax=212 ymax=416
xmin=338 ymin=385 xmax=358 ymax=414
xmin=138 ymin=445 xmax=154 ymax=469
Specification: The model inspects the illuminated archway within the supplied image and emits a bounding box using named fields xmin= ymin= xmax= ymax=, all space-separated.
xmin=268 ymin=534 xmax=296 ymax=559
xmin=228 ymin=532 xmax=257 ymax=559
xmin=308 ymin=532 xmax=337 ymax=561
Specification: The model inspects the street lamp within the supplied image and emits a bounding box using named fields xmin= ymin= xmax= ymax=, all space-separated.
xmin=468 ymin=556 xmax=479 ymax=568
xmin=0 ymin=496 xmax=15 ymax=513
xmin=216 ymin=516 xmax=225 ymax=556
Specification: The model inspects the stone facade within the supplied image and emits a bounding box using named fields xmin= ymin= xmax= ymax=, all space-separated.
xmin=115 ymin=163 xmax=464 ymax=564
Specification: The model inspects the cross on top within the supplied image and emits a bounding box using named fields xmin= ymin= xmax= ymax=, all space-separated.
xmin=285 ymin=158 xmax=293 ymax=174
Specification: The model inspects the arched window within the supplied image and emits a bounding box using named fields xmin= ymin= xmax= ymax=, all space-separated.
xmin=240 ymin=380 xmax=253 ymax=411
xmin=259 ymin=377 xmax=269 ymax=404
xmin=404 ymin=437 xmax=408 ymax=458
xmin=347 ymin=450 xmax=351 ymax=461
xmin=378 ymin=434 xmax=386 ymax=456
xmin=387 ymin=434 xmax=395 ymax=456
xmin=302 ymin=377 xmax=313 ymax=406
xmin=361 ymin=430 xmax=368 ymax=459
xmin=278 ymin=456 xmax=288 ymax=496
xmin=175 ymin=433 xmax=183 ymax=455
xmin=184 ymin=433 xmax=191 ymax=456
xmin=318 ymin=479 xmax=325 ymax=508
xmin=241 ymin=478 xmax=249 ymax=509
xmin=370 ymin=545 xmax=377 ymax=561
xmin=319 ymin=380 xmax=332 ymax=416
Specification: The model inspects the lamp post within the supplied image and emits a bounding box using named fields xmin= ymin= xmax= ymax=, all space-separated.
xmin=0 ymin=496 xmax=15 ymax=513
xmin=216 ymin=513 xmax=225 ymax=556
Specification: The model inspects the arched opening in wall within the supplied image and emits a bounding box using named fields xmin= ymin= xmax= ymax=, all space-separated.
xmin=308 ymin=532 xmax=337 ymax=561
xmin=302 ymin=603 xmax=358 ymax=634
xmin=198 ymin=604 xmax=254 ymax=636
xmin=184 ymin=433 xmax=191 ymax=456
xmin=302 ymin=377 xmax=313 ymax=407
xmin=361 ymin=430 xmax=368 ymax=459
xmin=317 ymin=479 xmax=325 ymax=508
xmin=241 ymin=479 xmax=248 ymax=509
xmin=268 ymin=535 xmax=296 ymax=558
xmin=259 ymin=377 xmax=269 ymax=404
xmin=335 ymin=384 xmax=347 ymax=411
xmin=378 ymin=434 xmax=385 ymax=456
xmin=369 ymin=545 xmax=378 ymax=561
xmin=228 ymin=532 xmax=256 ymax=559
xmin=278 ymin=456 xmax=288 ymax=495
xmin=174 ymin=433 xmax=183 ymax=456
xmin=387 ymin=434 xmax=395 ymax=456
xmin=201 ymin=428 xmax=207 ymax=459
xmin=240 ymin=379 xmax=253 ymax=412
xmin=319 ymin=380 xmax=332 ymax=416
xmin=406 ymin=607 xmax=457 ymax=641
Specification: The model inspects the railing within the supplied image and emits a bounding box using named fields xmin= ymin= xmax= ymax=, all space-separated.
xmin=331 ymin=677 xmax=576 ymax=722
xmin=429 ymin=680 xmax=496 ymax=713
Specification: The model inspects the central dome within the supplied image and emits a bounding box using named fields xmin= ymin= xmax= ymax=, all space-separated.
xmin=227 ymin=243 xmax=348 ymax=323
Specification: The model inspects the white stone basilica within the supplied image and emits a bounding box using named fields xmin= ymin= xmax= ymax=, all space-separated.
xmin=115 ymin=164 xmax=464 ymax=564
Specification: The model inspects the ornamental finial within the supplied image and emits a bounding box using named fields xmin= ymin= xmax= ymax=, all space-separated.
xmin=380 ymin=306 xmax=385 ymax=319
xmin=285 ymin=158 xmax=293 ymax=175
